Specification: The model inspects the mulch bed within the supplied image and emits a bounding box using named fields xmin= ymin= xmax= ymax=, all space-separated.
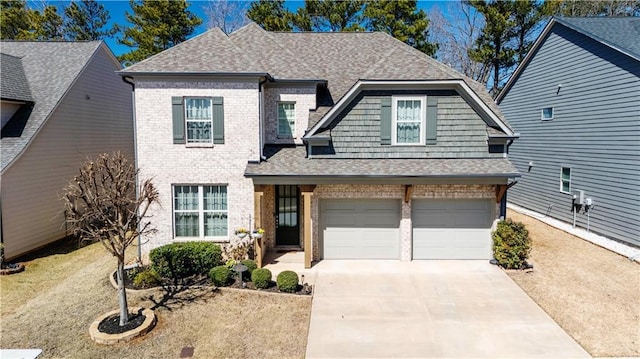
xmin=0 ymin=263 xmax=25 ymax=275
xmin=97 ymin=311 xmax=146 ymax=334
xmin=116 ymin=266 xmax=312 ymax=295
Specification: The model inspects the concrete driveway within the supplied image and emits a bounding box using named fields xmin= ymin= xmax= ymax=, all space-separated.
xmin=305 ymin=260 xmax=590 ymax=358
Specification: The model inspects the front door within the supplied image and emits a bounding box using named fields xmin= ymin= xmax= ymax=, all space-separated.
xmin=276 ymin=185 xmax=300 ymax=246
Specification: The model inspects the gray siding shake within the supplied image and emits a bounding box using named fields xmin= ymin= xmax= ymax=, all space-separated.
xmin=499 ymin=23 xmax=640 ymax=247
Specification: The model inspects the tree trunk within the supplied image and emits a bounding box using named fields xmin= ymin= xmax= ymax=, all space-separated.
xmin=116 ymin=259 xmax=129 ymax=326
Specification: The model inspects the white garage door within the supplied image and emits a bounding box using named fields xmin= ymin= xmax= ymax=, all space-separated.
xmin=413 ymin=199 xmax=493 ymax=259
xmin=321 ymin=199 xmax=400 ymax=259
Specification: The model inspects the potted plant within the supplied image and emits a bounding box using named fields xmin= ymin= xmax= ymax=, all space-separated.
xmin=252 ymin=228 xmax=265 ymax=239
xmin=235 ymin=228 xmax=249 ymax=239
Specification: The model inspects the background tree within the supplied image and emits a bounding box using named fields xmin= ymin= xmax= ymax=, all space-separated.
xmin=363 ymin=0 xmax=438 ymax=56
xmin=203 ymin=0 xmax=250 ymax=34
xmin=64 ymin=0 xmax=118 ymax=41
xmin=1 ymin=0 xmax=30 ymax=39
xmin=546 ymin=0 xmax=640 ymax=16
xmin=246 ymin=0 xmax=292 ymax=31
xmin=302 ymin=0 xmax=365 ymax=32
xmin=510 ymin=0 xmax=546 ymax=63
xmin=430 ymin=2 xmax=489 ymax=82
xmin=118 ymin=0 xmax=202 ymax=65
xmin=1 ymin=1 xmax=64 ymax=40
xmin=63 ymin=152 xmax=159 ymax=326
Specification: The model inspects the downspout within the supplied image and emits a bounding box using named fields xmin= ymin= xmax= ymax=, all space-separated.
xmin=121 ymin=76 xmax=142 ymax=262
xmin=258 ymin=77 xmax=269 ymax=161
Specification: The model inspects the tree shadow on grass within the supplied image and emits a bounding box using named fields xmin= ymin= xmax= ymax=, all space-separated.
xmin=144 ymin=279 xmax=218 ymax=312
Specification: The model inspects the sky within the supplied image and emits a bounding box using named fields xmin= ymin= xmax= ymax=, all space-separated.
xmin=41 ymin=0 xmax=447 ymax=57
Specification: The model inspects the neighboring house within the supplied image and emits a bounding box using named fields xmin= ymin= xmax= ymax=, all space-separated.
xmin=1 ymin=41 xmax=134 ymax=259
xmin=119 ymin=23 xmax=519 ymax=267
xmin=497 ymin=17 xmax=640 ymax=248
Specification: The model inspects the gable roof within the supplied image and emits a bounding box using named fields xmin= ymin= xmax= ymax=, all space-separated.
xmin=1 ymin=53 xmax=33 ymax=102
xmin=0 ymin=41 xmax=103 ymax=171
xmin=120 ymin=23 xmax=511 ymax=133
xmin=497 ymin=17 xmax=640 ymax=103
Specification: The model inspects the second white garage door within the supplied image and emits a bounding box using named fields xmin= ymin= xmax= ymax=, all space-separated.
xmin=321 ymin=199 xmax=400 ymax=259
xmin=413 ymin=199 xmax=494 ymax=260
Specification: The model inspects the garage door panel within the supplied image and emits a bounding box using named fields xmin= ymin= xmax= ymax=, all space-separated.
xmin=413 ymin=199 xmax=492 ymax=260
xmin=322 ymin=199 xmax=400 ymax=260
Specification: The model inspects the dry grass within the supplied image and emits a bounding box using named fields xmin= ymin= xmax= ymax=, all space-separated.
xmin=0 ymin=242 xmax=311 ymax=358
xmin=506 ymin=209 xmax=640 ymax=357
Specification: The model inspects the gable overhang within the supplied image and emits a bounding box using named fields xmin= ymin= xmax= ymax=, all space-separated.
xmin=496 ymin=17 xmax=640 ymax=104
xmin=247 ymin=175 xmax=516 ymax=186
xmin=116 ymin=71 xmax=274 ymax=82
xmin=304 ymin=79 xmax=515 ymax=139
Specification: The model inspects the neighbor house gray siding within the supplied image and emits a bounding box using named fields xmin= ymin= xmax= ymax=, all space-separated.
xmin=499 ymin=23 xmax=640 ymax=246
xmin=313 ymin=91 xmax=501 ymax=159
xmin=1 ymin=47 xmax=134 ymax=259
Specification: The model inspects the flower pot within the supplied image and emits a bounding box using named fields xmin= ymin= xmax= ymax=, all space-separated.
xmin=252 ymin=232 xmax=263 ymax=239
xmin=237 ymin=232 xmax=248 ymax=239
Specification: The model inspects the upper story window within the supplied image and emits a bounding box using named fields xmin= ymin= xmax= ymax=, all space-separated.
xmin=560 ymin=167 xmax=571 ymax=193
xmin=278 ymin=102 xmax=295 ymax=137
xmin=392 ymin=96 xmax=426 ymax=145
xmin=173 ymin=185 xmax=228 ymax=239
xmin=541 ymin=107 xmax=554 ymax=121
xmin=185 ymin=98 xmax=212 ymax=144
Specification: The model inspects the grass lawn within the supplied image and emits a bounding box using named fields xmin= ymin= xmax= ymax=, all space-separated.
xmin=0 ymin=242 xmax=311 ymax=358
xmin=507 ymin=209 xmax=640 ymax=357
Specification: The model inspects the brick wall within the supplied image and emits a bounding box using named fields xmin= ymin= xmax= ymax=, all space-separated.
xmin=263 ymin=85 xmax=316 ymax=145
xmin=134 ymin=80 xmax=260 ymax=254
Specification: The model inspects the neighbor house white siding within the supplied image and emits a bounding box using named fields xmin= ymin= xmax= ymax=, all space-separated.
xmin=1 ymin=47 xmax=134 ymax=259
xmin=134 ymin=79 xmax=260 ymax=254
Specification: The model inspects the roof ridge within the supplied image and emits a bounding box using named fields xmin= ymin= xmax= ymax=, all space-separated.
xmin=229 ymin=21 xmax=265 ymax=37
xmin=123 ymin=28 xmax=228 ymax=71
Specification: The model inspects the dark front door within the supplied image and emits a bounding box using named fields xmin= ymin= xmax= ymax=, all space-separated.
xmin=276 ymin=185 xmax=300 ymax=246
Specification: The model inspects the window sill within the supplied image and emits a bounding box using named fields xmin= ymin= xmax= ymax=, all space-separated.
xmin=174 ymin=237 xmax=229 ymax=243
xmin=391 ymin=143 xmax=427 ymax=147
xmin=277 ymin=136 xmax=297 ymax=140
xmin=185 ymin=143 xmax=214 ymax=148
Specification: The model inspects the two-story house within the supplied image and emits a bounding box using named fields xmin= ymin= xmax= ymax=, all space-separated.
xmin=119 ymin=23 xmax=520 ymax=267
xmin=1 ymin=41 xmax=134 ymax=259
xmin=497 ymin=17 xmax=639 ymax=248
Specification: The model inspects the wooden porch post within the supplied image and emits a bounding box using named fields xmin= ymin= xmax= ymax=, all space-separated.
xmin=299 ymin=185 xmax=316 ymax=269
xmin=254 ymin=185 xmax=265 ymax=268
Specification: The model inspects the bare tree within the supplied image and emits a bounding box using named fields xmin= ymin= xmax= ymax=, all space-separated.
xmin=203 ymin=0 xmax=251 ymax=34
xmin=430 ymin=2 xmax=490 ymax=83
xmin=62 ymin=152 xmax=159 ymax=326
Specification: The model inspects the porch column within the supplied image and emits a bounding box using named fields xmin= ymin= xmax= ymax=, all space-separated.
xmin=254 ymin=185 xmax=266 ymax=268
xmin=299 ymin=185 xmax=316 ymax=269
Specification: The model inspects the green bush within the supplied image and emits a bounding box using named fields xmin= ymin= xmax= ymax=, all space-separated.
xmin=241 ymin=259 xmax=257 ymax=281
xmin=251 ymin=268 xmax=272 ymax=289
xmin=492 ymin=219 xmax=531 ymax=269
xmin=150 ymin=242 xmax=222 ymax=279
xmin=276 ymin=270 xmax=299 ymax=293
xmin=209 ymin=265 xmax=231 ymax=287
xmin=133 ymin=268 xmax=162 ymax=288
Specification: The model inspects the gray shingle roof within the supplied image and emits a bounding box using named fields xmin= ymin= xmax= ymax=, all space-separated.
xmin=1 ymin=53 xmax=33 ymax=102
xmin=121 ymin=23 xmax=509 ymax=130
xmin=557 ymin=17 xmax=640 ymax=61
xmin=245 ymin=146 xmax=520 ymax=178
xmin=1 ymin=41 xmax=102 ymax=171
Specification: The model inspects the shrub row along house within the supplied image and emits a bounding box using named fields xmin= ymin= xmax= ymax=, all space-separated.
xmin=118 ymin=23 xmax=520 ymax=267
xmin=1 ymin=41 xmax=134 ymax=259
xmin=497 ymin=17 xmax=640 ymax=248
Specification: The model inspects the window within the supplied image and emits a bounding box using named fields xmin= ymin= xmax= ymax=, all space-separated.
xmin=185 ymin=98 xmax=212 ymax=144
xmin=560 ymin=167 xmax=571 ymax=193
xmin=392 ymin=96 xmax=425 ymax=144
xmin=173 ymin=185 xmax=228 ymax=238
xmin=278 ymin=102 xmax=295 ymax=137
xmin=541 ymin=107 xmax=554 ymax=121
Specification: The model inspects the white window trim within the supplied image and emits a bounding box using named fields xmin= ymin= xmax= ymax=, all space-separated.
xmin=541 ymin=107 xmax=554 ymax=121
xmin=172 ymin=184 xmax=229 ymax=242
xmin=391 ymin=95 xmax=427 ymax=145
xmin=560 ymin=167 xmax=571 ymax=194
xmin=277 ymin=101 xmax=296 ymax=138
xmin=185 ymin=97 xmax=214 ymax=145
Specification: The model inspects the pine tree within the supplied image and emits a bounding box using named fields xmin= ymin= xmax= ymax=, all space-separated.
xmin=1 ymin=0 xmax=30 ymax=39
xmin=246 ymin=0 xmax=293 ymax=31
xmin=65 ymin=0 xmax=118 ymax=41
xmin=118 ymin=0 xmax=202 ymax=65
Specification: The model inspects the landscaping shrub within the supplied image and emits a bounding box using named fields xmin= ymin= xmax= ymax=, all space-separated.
xmin=133 ymin=268 xmax=161 ymax=288
xmin=276 ymin=270 xmax=299 ymax=293
xmin=251 ymin=268 xmax=272 ymax=289
xmin=492 ymin=219 xmax=531 ymax=269
xmin=209 ymin=265 xmax=231 ymax=287
xmin=241 ymin=259 xmax=257 ymax=281
xmin=150 ymin=242 xmax=222 ymax=279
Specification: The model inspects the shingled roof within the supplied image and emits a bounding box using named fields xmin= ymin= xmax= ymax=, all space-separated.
xmin=557 ymin=17 xmax=640 ymax=61
xmin=1 ymin=53 xmax=33 ymax=102
xmin=120 ymin=23 xmax=509 ymax=129
xmin=1 ymin=41 xmax=102 ymax=171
